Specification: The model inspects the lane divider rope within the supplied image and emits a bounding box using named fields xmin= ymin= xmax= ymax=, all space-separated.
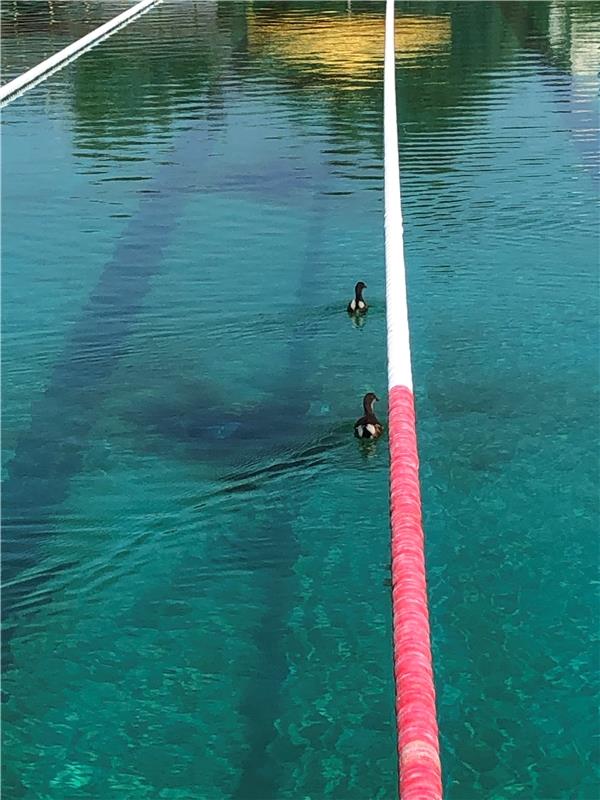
xmin=0 ymin=0 xmax=162 ymax=106
xmin=383 ymin=1 xmax=442 ymax=798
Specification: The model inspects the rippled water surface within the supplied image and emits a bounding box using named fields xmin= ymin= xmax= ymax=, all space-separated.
xmin=2 ymin=2 xmax=599 ymax=798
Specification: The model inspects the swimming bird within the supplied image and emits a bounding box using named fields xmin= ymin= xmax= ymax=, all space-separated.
xmin=354 ymin=392 xmax=384 ymax=439
xmin=347 ymin=281 xmax=368 ymax=315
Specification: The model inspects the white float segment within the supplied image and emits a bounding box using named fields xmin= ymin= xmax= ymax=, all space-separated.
xmin=384 ymin=0 xmax=413 ymax=392
xmin=0 ymin=0 xmax=161 ymax=106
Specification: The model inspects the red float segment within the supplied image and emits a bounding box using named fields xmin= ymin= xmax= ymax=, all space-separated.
xmin=388 ymin=384 xmax=442 ymax=800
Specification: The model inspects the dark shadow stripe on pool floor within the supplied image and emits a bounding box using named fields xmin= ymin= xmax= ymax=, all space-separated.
xmin=231 ymin=179 xmax=329 ymax=799
xmin=1 ymin=116 xmax=224 ymax=635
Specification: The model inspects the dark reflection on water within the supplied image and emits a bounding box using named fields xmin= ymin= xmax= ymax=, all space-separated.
xmin=2 ymin=2 xmax=599 ymax=799
xmin=0 ymin=0 xmax=134 ymax=80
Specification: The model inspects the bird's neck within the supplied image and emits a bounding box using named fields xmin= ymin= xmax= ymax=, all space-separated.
xmin=355 ymin=287 xmax=363 ymax=302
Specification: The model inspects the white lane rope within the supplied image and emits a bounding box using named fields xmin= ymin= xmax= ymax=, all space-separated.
xmin=384 ymin=0 xmax=413 ymax=392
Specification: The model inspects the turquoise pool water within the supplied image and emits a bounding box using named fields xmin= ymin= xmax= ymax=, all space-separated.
xmin=2 ymin=2 xmax=598 ymax=798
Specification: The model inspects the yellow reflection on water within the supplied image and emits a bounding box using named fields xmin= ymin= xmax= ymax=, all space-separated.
xmin=247 ymin=10 xmax=451 ymax=89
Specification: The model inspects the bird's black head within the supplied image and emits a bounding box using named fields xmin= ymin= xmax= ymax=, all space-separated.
xmin=363 ymin=392 xmax=379 ymax=412
xmin=355 ymin=281 xmax=367 ymax=295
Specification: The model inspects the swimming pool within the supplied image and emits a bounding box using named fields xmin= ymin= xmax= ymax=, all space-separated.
xmin=2 ymin=2 xmax=598 ymax=798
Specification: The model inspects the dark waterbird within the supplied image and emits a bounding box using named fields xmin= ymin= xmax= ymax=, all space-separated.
xmin=354 ymin=392 xmax=384 ymax=440
xmin=347 ymin=280 xmax=368 ymax=315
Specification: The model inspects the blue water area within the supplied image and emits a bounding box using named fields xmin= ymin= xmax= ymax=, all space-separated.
xmin=2 ymin=2 xmax=599 ymax=799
